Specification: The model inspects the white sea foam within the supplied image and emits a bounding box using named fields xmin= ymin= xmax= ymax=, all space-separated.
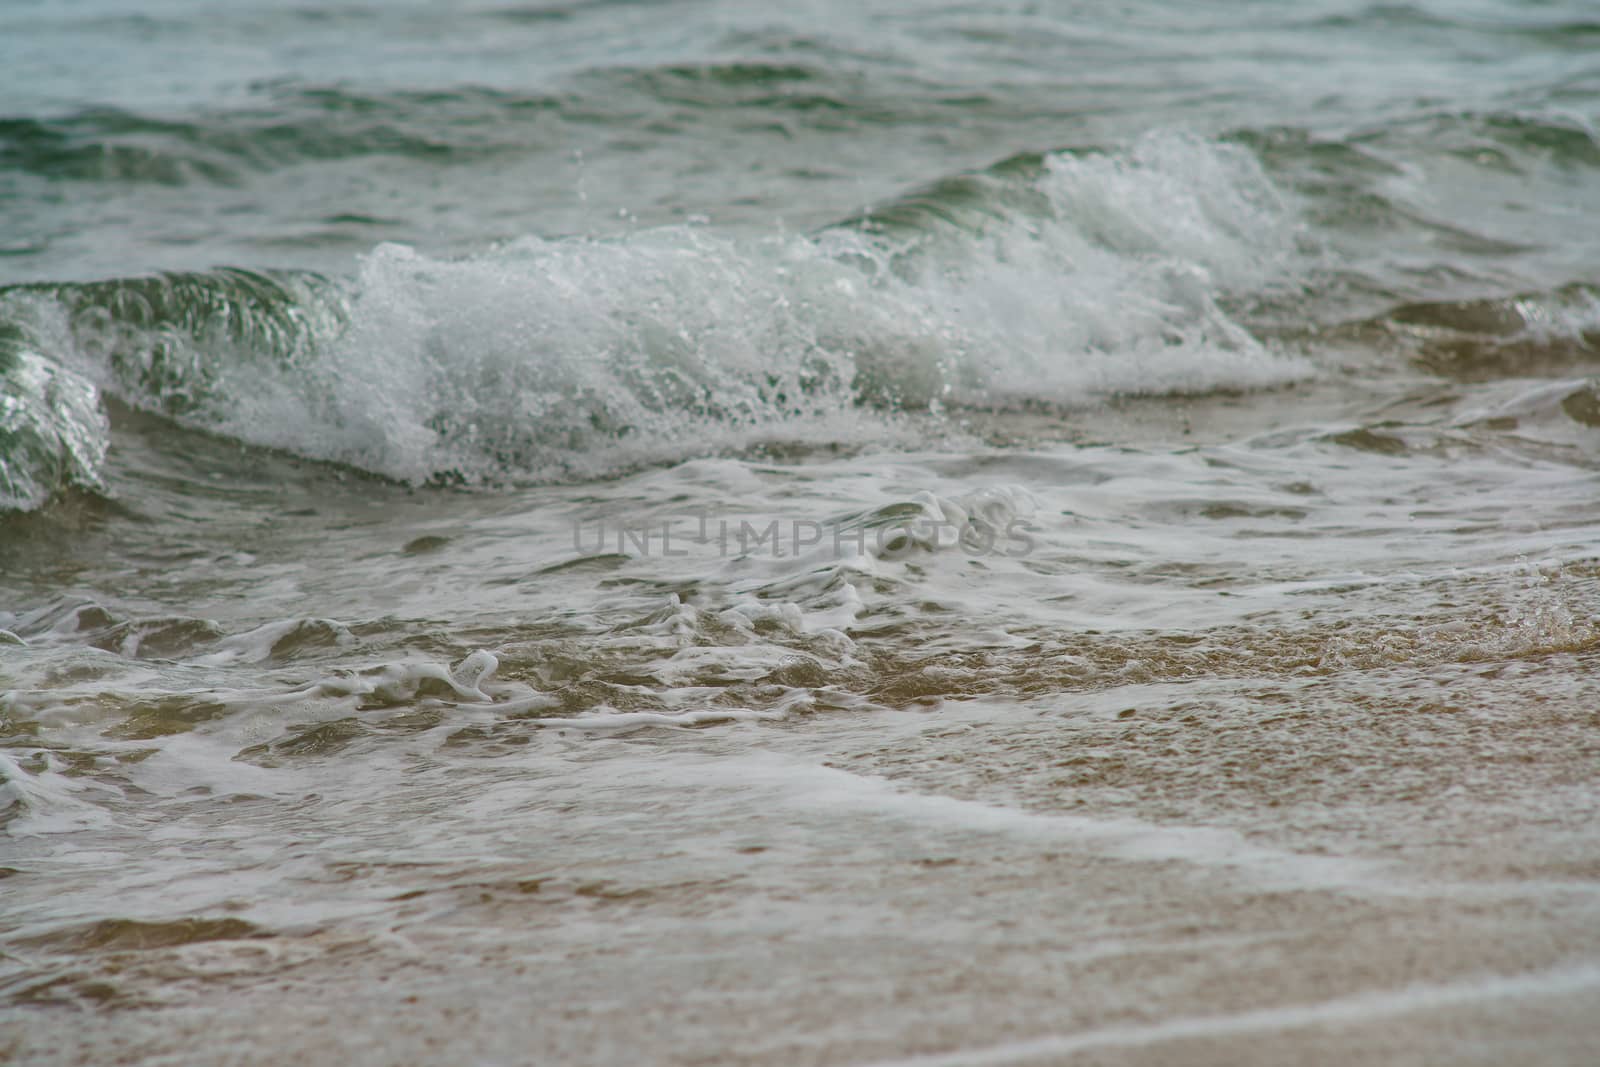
xmin=0 ymin=348 xmax=109 ymax=512
xmin=16 ymin=133 xmax=1314 ymax=490
xmin=0 ymin=750 xmax=120 ymax=835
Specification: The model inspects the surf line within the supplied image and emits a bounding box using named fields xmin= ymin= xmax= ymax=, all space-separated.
xmin=857 ymin=961 xmax=1600 ymax=1067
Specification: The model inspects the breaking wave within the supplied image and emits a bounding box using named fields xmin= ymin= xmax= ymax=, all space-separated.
xmin=0 ymin=132 xmax=1315 ymax=502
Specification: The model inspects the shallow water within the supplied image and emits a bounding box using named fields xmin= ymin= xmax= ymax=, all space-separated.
xmin=3 ymin=1 xmax=1600 ymax=1063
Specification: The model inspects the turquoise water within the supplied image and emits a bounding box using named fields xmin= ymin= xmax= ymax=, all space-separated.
xmin=3 ymin=3 xmax=1600 ymax=1063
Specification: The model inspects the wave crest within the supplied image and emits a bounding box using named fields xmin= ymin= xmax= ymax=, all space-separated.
xmin=0 ymin=346 xmax=108 ymax=513
xmin=2 ymin=132 xmax=1312 ymax=492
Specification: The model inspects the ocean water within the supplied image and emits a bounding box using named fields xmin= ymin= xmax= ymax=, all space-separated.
xmin=4 ymin=1 xmax=1600 ymax=1062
